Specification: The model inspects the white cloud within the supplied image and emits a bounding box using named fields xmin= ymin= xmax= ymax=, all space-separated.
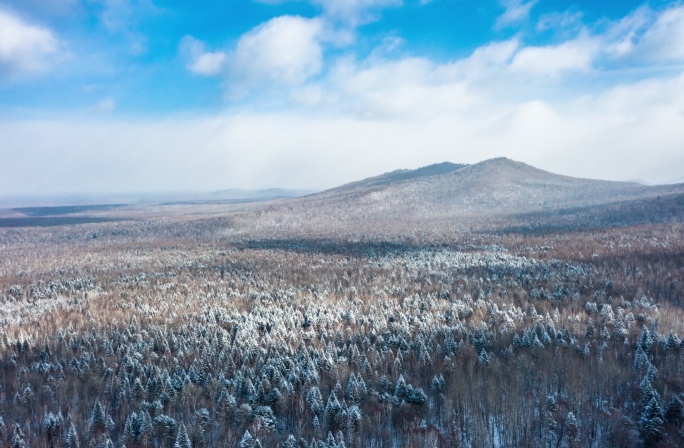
xmin=0 ymin=10 xmax=58 ymax=78
xmin=536 ymin=10 xmax=584 ymax=33
xmin=600 ymin=5 xmax=684 ymax=64
xmin=179 ymin=36 xmax=227 ymax=76
xmin=181 ymin=16 xmax=324 ymax=94
xmin=636 ymin=6 xmax=684 ymax=62
xmin=229 ymin=16 xmax=323 ymax=87
xmin=496 ymin=0 xmax=538 ymax=29
xmin=314 ymin=0 xmax=402 ymax=26
xmin=509 ymin=36 xmax=598 ymax=76
xmin=192 ymin=52 xmax=228 ymax=76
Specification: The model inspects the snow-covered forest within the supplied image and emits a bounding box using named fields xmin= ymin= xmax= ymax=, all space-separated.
xmin=0 ymin=206 xmax=682 ymax=447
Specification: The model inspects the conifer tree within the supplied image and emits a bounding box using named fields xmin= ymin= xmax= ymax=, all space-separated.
xmin=90 ymin=399 xmax=107 ymax=435
xmin=239 ymin=430 xmax=256 ymax=448
xmin=65 ymin=422 xmax=80 ymax=448
xmin=174 ymin=423 xmax=192 ymax=448
xmin=640 ymin=397 xmax=664 ymax=446
xmin=12 ymin=424 xmax=27 ymax=448
xmin=665 ymin=393 xmax=684 ymax=427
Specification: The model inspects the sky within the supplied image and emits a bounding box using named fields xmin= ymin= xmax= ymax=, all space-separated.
xmin=1 ymin=0 xmax=684 ymax=195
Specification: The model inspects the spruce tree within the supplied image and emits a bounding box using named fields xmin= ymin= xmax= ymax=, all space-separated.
xmin=174 ymin=423 xmax=192 ymax=448
xmin=11 ymin=424 xmax=27 ymax=448
xmin=90 ymin=399 xmax=107 ymax=435
xmin=640 ymin=396 xmax=664 ymax=446
xmin=65 ymin=422 xmax=80 ymax=448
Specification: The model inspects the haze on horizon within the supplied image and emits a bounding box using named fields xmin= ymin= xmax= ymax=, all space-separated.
xmin=1 ymin=0 xmax=684 ymax=196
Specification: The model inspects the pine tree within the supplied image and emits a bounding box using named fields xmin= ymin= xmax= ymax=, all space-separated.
xmin=90 ymin=399 xmax=107 ymax=435
xmin=640 ymin=396 xmax=664 ymax=446
xmin=11 ymin=424 xmax=27 ymax=448
xmin=239 ymin=430 xmax=256 ymax=448
xmin=639 ymin=325 xmax=653 ymax=353
xmin=42 ymin=412 xmax=64 ymax=448
xmin=281 ymin=434 xmax=297 ymax=448
xmin=394 ymin=375 xmax=408 ymax=400
xmin=174 ymin=423 xmax=192 ymax=448
xmin=194 ymin=408 xmax=210 ymax=447
xmin=665 ymin=393 xmax=684 ymax=426
xmin=65 ymin=422 xmax=80 ymax=448
xmin=306 ymin=386 xmax=324 ymax=416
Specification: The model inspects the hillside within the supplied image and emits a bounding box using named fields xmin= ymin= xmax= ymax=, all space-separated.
xmin=311 ymin=157 xmax=658 ymax=210
xmin=243 ymin=157 xmax=684 ymax=236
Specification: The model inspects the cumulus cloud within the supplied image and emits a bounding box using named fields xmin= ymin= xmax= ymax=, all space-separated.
xmin=509 ymin=36 xmax=598 ymax=76
xmin=179 ymin=36 xmax=227 ymax=76
xmin=0 ymin=10 xmax=58 ymax=78
xmin=183 ymin=16 xmax=324 ymax=95
xmin=229 ymin=16 xmax=324 ymax=86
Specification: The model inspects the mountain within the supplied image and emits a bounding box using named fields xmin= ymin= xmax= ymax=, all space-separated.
xmin=307 ymin=157 xmax=664 ymax=212
xmin=245 ymin=157 xmax=684 ymax=235
xmin=334 ymin=162 xmax=467 ymax=190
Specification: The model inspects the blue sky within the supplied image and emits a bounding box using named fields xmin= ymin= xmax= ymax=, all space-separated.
xmin=1 ymin=0 xmax=684 ymax=194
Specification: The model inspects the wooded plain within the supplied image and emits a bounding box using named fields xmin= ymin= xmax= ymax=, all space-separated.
xmin=1 ymin=159 xmax=683 ymax=447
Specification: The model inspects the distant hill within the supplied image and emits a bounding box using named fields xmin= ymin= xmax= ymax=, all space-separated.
xmin=205 ymin=188 xmax=315 ymax=201
xmin=0 ymin=189 xmax=315 ymax=209
xmin=307 ymin=157 xmax=662 ymax=212
xmin=245 ymin=157 xmax=684 ymax=235
xmin=333 ymin=162 xmax=467 ymax=191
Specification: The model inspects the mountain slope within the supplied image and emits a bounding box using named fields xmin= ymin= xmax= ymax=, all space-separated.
xmin=332 ymin=162 xmax=467 ymax=191
xmin=306 ymin=157 xmax=664 ymax=212
xmin=243 ymin=158 xmax=684 ymax=236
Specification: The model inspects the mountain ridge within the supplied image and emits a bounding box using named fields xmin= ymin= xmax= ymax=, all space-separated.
xmin=251 ymin=157 xmax=684 ymax=235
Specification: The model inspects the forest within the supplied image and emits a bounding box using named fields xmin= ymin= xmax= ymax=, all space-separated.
xmin=0 ymin=198 xmax=682 ymax=448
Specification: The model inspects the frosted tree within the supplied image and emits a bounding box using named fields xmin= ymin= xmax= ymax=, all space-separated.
xmin=90 ymin=399 xmax=107 ymax=436
xmin=394 ymin=375 xmax=408 ymax=400
xmin=665 ymin=393 xmax=684 ymax=427
xmin=640 ymin=397 xmax=664 ymax=446
xmin=634 ymin=345 xmax=649 ymax=371
xmin=253 ymin=405 xmax=277 ymax=432
xmin=154 ymin=415 xmax=178 ymax=445
xmin=193 ymin=408 xmax=210 ymax=447
xmin=11 ymin=424 xmax=27 ymax=448
xmin=281 ymin=434 xmax=297 ymax=448
xmin=174 ymin=423 xmax=192 ymax=448
xmin=566 ymin=412 xmax=579 ymax=443
xmin=239 ymin=430 xmax=258 ymax=448
xmin=65 ymin=422 xmax=80 ymax=448
xmin=639 ymin=325 xmax=654 ymax=354
xmin=41 ymin=412 xmax=63 ymax=448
